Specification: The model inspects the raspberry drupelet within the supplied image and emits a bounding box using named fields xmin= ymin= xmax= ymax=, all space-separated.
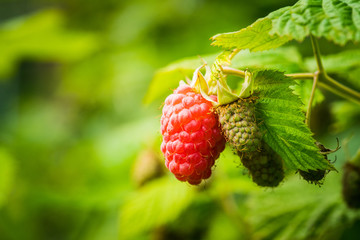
xmin=160 ymin=83 xmax=226 ymax=185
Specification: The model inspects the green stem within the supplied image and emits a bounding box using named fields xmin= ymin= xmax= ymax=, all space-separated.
xmin=305 ymin=72 xmax=319 ymax=127
xmin=223 ymin=67 xmax=314 ymax=80
xmin=286 ymin=73 xmax=314 ymax=79
xmin=222 ymin=66 xmax=245 ymax=77
xmin=229 ymin=48 xmax=240 ymax=60
xmin=310 ymin=35 xmax=325 ymax=74
xmin=222 ymin=66 xmax=360 ymax=105
xmin=319 ymin=75 xmax=360 ymax=105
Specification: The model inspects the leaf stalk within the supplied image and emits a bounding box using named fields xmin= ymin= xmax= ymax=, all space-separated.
xmin=310 ymin=35 xmax=325 ymax=73
xmin=305 ymin=71 xmax=319 ymax=127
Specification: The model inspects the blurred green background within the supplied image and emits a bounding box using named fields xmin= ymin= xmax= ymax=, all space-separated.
xmin=0 ymin=0 xmax=360 ymax=239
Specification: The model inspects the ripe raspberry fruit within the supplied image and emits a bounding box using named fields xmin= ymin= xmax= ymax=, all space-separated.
xmin=240 ymin=143 xmax=284 ymax=187
xmin=160 ymin=83 xmax=226 ymax=185
xmin=216 ymin=97 xmax=262 ymax=153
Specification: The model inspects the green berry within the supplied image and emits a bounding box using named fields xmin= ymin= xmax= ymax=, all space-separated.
xmin=298 ymin=142 xmax=332 ymax=185
xmin=299 ymin=169 xmax=326 ymax=185
xmin=216 ymin=97 xmax=262 ymax=153
xmin=239 ymin=143 xmax=284 ymax=187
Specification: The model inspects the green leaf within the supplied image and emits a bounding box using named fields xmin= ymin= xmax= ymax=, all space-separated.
xmin=268 ymin=0 xmax=360 ymax=45
xmin=254 ymin=70 xmax=333 ymax=171
xmin=119 ymin=178 xmax=194 ymax=238
xmin=211 ymin=18 xmax=290 ymax=52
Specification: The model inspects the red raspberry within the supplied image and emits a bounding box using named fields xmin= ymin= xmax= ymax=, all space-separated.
xmin=160 ymin=83 xmax=226 ymax=185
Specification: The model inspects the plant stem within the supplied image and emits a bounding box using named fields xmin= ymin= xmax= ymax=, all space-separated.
xmin=286 ymin=73 xmax=314 ymax=79
xmin=229 ymin=48 xmax=240 ymax=60
xmin=319 ymin=75 xmax=360 ymax=105
xmin=222 ymin=66 xmax=246 ymax=77
xmin=305 ymin=72 xmax=319 ymax=127
xmin=222 ymin=66 xmax=360 ymax=105
xmin=310 ymin=35 xmax=325 ymax=74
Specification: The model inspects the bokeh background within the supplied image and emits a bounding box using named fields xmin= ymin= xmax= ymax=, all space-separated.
xmin=1 ymin=0 xmax=360 ymax=239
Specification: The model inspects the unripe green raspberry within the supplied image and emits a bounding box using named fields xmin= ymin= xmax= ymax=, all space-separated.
xmin=299 ymin=142 xmax=331 ymax=185
xmin=216 ymin=97 xmax=262 ymax=153
xmin=239 ymin=143 xmax=284 ymax=187
xmin=299 ymin=169 xmax=326 ymax=185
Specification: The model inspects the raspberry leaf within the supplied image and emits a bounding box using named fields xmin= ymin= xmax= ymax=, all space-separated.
xmin=211 ymin=18 xmax=290 ymax=52
xmin=268 ymin=0 xmax=360 ymax=45
xmin=211 ymin=0 xmax=360 ymax=52
xmin=253 ymin=70 xmax=334 ymax=171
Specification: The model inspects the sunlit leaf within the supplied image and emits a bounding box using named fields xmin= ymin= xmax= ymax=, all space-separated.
xmin=268 ymin=0 xmax=360 ymax=45
xmin=211 ymin=18 xmax=290 ymax=52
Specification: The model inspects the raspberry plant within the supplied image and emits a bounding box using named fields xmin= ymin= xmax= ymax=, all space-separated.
xmin=121 ymin=1 xmax=360 ymax=239
xmin=150 ymin=0 xmax=360 ymax=188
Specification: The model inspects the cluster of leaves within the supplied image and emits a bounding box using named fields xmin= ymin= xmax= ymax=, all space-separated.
xmin=211 ymin=0 xmax=360 ymax=51
xmin=0 ymin=0 xmax=359 ymax=239
xmin=147 ymin=0 xmax=360 ymax=175
xmin=140 ymin=1 xmax=360 ymax=237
